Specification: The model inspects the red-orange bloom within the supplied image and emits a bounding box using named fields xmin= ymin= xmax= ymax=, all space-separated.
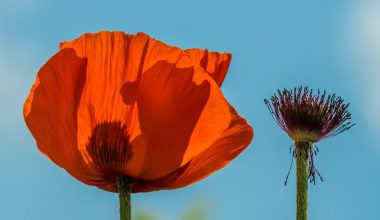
xmin=23 ymin=31 xmax=253 ymax=193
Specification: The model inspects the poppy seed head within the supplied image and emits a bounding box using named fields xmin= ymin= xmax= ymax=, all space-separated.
xmin=264 ymin=86 xmax=354 ymax=143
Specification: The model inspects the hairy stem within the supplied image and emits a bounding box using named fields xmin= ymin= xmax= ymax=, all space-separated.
xmin=296 ymin=142 xmax=310 ymax=220
xmin=117 ymin=176 xmax=132 ymax=220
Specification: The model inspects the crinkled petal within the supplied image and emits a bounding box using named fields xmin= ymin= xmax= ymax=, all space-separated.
xmin=23 ymin=48 xmax=105 ymax=185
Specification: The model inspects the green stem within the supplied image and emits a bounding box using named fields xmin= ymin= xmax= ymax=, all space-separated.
xmin=117 ymin=176 xmax=132 ymax=220
xmin=296 ymin=141 xmax=310 ymax=220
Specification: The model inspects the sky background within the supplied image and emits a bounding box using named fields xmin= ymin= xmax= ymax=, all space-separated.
xmin=1 ymin=0 xmax=380 ymax=219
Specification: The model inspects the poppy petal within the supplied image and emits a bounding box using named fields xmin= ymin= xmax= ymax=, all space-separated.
xmin=125 ymin=59 xmax=216 ymax=180
xmin=168 ymin=106 xmax=253 ymax=188
xmin=23 ymin=48 xmax=104 ymax=184
xmin=185 ymin=49 xmax=231 ymax=87
xmin=60 ymin=32 xmax=152 ymax=161
xmin=129 ymin=105 xmax=253 ymax=192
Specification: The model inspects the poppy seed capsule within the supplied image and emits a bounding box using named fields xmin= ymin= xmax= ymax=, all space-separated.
xmin=264 ymin=86 xmax=354 ymax=143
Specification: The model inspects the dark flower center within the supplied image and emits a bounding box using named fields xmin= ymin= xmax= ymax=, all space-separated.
xmin=86 ymin=121 xmax=133 ymax=175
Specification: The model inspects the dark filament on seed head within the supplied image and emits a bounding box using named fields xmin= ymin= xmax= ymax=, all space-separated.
xmin=264 ymin=86 xmax=354 ymax=142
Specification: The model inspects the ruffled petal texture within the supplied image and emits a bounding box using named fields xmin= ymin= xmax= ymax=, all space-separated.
xmin=24 ymin=31 xmax=253 ymax=193
xmin=23 ymin=49 xmax=107 ymax=185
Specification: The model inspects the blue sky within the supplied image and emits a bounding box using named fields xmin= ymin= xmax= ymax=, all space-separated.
xmin=1 ymin=0 xmax=380 ymax=219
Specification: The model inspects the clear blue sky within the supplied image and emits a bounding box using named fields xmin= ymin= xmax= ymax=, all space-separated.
xmin=1 ymin=0 xmax=379 ymax=219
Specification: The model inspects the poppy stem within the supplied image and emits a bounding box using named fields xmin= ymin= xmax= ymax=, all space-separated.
xmin=117 ymin=176 xmax=132 ymax=220
xmin=296 ymin=142 xmax=310 ymax=220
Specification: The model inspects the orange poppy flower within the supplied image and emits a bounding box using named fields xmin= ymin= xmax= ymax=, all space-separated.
xmin=23 ymin=31 xmax=253 ymax=193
